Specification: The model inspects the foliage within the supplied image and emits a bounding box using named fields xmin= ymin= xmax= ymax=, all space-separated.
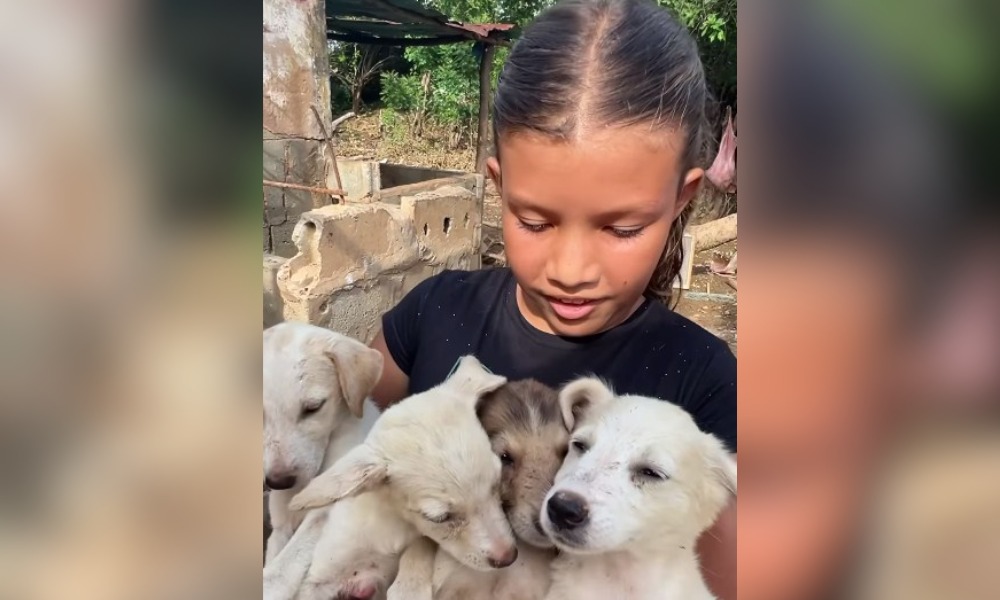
xmin=349 ymin=0 xmax=736 ymax=137
xmin=659 ymin=0 xmax=737 ymax=106
xmin=329 ymin=42 xmax=394 ymax=113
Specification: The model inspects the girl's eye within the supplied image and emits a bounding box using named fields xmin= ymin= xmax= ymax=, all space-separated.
xmin=516 ymin=219 xmax=550 ymax=233
xmin=608 ymin=226 xmax=645 ymax=239
xmin=571 ymin=440 xmax=589 ymax=454
xmin=500 ymin=451 xmax=515 ymax=466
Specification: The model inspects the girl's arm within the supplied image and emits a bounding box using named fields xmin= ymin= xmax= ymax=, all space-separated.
xmin=369 ymin=329 xmax=410 ymax=411
xmin=698 ymin=455 xmax=737 ymax=600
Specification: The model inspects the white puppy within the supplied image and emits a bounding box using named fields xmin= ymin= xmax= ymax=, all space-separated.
xmin=285 ymin=355 xmax=519 ymax=600
xmin=541 ymin=378 xmax=737 ymax=600
xmin=263 ymin=322 xmax=383 ymax=563
xmin=388 ymin=379 xmax=568 ymax=600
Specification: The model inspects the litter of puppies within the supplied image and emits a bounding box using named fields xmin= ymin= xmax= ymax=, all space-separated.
xmin=263 ymin=325 xmax=736 ymax=600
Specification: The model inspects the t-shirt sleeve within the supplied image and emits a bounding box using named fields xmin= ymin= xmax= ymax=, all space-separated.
xmin=688 ymin=346 xmax=737 ymax=453
xmin=380 ymin=274 xmax=443 ymax=376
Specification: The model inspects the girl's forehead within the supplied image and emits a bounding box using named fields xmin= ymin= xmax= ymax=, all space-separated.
xmin=497 ymin=128 xmax=691 ymax=213
xmin=499 ymin=125 xmax=687 ymax=162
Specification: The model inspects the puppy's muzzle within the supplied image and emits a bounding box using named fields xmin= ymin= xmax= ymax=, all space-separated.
xmin=487 ymin=544 xmax=518 ymax=568
xmin=547 ymin=491 xmax=589 ymax=530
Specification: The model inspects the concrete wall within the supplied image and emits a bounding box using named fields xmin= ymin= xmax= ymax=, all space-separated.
xmin=263 ymin=0 xmax=332 ymax=257
xmin=265 ymin=183 xmax=483 ymax=342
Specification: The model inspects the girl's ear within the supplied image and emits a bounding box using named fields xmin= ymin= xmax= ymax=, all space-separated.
xmin=674 ymin=167 xmax=704 ymax=219
xmin=486 ymin=157 xmax=502 ymax=194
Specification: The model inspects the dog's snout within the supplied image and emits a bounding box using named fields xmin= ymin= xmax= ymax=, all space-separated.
xmin=547 ymin=491 xmax=589 ymax=530
xmin=487 ymin=544 xmax=518 ymax=568
xmin=265 ymin=474 xmax=297 ymax=490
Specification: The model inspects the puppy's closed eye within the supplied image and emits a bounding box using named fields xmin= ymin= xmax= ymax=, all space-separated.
xmin=300 ymin=399 xmax=326 ymax=418
xmin=422 ymin=511 xmax=454 ymax=524
xmin=571 ymin=439 xmax=589 ymax=454
xmin=634 ymin=466 xmax=668 ymax=481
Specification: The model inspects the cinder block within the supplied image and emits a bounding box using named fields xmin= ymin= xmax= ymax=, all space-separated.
xmin=311 ymin=276 xmax=404 ymax=344
xmin=265 ymin=206 xmax=288 ymax=226
xmin=401 ymin=185 xmax=478 ymax=264
xmin=285 ymin=139 xmax=325 ymax=211
xmin=271 ymin=221 xmax=298 ymax=258
xmin=332 ymin=159 xmax=378 ymax=201
xmin=277 ymin=203 xmax=419 ymax=308
xmin=263 ymin=255 xmax=288 ymax=328
xmin=263 ymin=139 xmax=286 ymax=209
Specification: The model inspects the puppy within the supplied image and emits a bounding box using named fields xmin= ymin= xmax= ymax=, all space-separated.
xmin=388 ymin=379 xmax=570 ymax=600
xmin=285 ymin=355 xmax=518 ymax=600
xmin=541 ymin=378 xmax=737 ymax=600
xmin=263 ymin=322 xmax=383 ymax=563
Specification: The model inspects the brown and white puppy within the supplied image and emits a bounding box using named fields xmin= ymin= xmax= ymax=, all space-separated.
xmin=263 ymin=322 xmax=383 ymax=563
xmin=389 ymin=379 xmax=570 ymax=600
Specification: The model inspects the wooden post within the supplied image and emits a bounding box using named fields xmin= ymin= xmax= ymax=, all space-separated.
xmin=475 ymin=42 xmax=496 ymax=174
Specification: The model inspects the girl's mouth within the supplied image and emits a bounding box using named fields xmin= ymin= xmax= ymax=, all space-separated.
xmin=546 ymin=296 xmax=599 ymax=321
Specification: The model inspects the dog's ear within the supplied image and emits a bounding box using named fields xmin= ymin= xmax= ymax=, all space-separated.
xmin=289 ymin=444 xmax=386 ymax=510
xmin=325 ymin=336 xmax=384 ymax=419
xmin=448 ymin=355 xmax=507 ymax=400
xmin=558 ymin=377 xmax=615 ymax=430
xmin=704 ymin=435 xmax=737 ymax=497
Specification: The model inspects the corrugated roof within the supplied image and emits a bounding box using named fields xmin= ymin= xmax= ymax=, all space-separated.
xmin=326 ymin=0 xmax=513 ymax=46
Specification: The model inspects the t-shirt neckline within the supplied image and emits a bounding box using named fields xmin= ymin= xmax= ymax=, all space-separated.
xmin=500 ymin=269 xmax=654 ymax=350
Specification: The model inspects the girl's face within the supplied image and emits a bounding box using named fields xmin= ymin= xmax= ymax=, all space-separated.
xmin=488 ymin=127 xmax=702 ymax=336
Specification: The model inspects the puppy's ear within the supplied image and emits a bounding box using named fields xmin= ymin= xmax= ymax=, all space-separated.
xmin=325 ymin=336 xmax=384 ymax=419
xmin=558 ymin=377 xmax=614 ymax=430
xmin=704 ymin=435 xmax=737 ymax=496
xmin=449 ymin=355 xmax=507 ymax=400
xmin=289 ymin=444 xmax=386 ymax=510
xmin=713 ymin=453 xmax=737 ymax=496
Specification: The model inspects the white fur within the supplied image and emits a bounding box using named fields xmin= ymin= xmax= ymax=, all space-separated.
xmin=263 ymin=322 xmax=383 ymax=563
xmin=389 ymin=379 xmax=567 ymax=600
xmin=542 ymin=378 xmax=737 ymax=600
xmin=288 ymin=355 xmax=518 ymax=600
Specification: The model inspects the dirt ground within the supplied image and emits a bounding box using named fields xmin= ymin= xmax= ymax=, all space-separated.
xmin=336 ymin=112 xmax=737 ymax=354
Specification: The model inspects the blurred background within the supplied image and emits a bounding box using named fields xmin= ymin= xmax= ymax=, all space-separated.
xmin=0 ymin=0 xmax=995 ymax=599
xmin=738 ymin=1 xmax=999 ymax=599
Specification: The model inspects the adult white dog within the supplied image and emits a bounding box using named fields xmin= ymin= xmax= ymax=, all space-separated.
xmin=263 ymin=322 xmax=383 ymax=563
xmin=540 ymin=377 xmax=737 ymax=600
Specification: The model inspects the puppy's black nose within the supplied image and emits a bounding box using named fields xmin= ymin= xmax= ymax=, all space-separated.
xmin=265 ymin=475 xmax=297 ymax=490
xmin=547 ymin=491 xmax=589 ymax=530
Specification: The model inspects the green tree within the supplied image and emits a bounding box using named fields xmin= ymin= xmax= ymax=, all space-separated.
xmin=659 ymin=0 xmax=737 ymax=106
xmin=329 ymin=42 xmax=394 ymax=114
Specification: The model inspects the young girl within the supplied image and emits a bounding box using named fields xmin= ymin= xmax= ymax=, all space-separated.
xmin=370 ymin=0 xmax=735 ymax=596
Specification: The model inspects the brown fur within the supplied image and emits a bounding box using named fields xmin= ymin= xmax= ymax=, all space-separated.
xmin=477 ymin=379 xmax=570 ymax=548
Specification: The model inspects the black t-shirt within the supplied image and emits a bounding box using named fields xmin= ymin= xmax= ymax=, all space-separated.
xmin=382 ymin=268 xmax=737 ymax=452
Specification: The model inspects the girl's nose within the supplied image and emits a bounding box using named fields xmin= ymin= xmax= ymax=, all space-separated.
xmin=546 ymin=229 xmax=600 ymax=290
